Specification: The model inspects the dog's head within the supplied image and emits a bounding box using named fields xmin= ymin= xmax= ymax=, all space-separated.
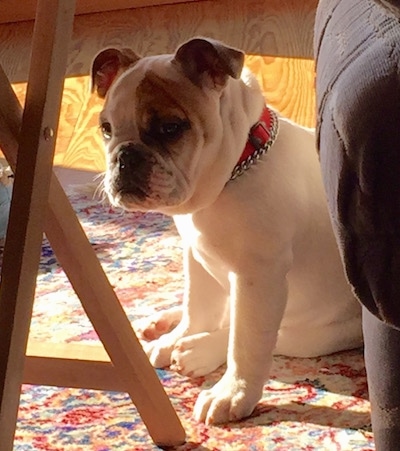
xmin=91 ymin=37 xmax=251 ymax=214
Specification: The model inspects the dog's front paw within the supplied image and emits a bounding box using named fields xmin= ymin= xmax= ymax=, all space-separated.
xmin=142 ymin=330 xmax=186 ymax=368
xmin=170 ymin=329 xmax=228 ymax=377
xmin=193 ymin=371 xmax=263 ymax=424
xmin=142 ymin=327 xmax=184 ymax=368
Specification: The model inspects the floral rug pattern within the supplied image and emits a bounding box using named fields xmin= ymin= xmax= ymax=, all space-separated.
xmin=13 ymin=192 xmax=374 ymax=450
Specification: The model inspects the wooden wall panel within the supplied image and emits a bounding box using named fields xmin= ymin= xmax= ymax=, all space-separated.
xmin=58 ymin=79 xmax=105 ymax=170
xmin=248 ymin=55 xmax=316 ymax=128
xmin=0 ymin=0 xmax=200 ymax=24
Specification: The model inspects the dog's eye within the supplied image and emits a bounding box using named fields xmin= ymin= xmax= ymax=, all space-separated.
xmin=159 ymin=122 xmax=181 ymax=137
xmin=100 ymin=122 xmax=112 ymax=140
xmin=143 ymin=116 xmax=191 ymax=145
xmin=157 ymin=119 xmax=191 ymax=141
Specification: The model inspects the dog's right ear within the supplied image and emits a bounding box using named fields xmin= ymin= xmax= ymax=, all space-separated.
xmin=91 ymin=48 xmax=141 ymax=98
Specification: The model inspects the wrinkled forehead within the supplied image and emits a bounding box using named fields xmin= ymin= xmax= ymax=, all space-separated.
xmin=101 ymin=54 xmax=191 ymax=123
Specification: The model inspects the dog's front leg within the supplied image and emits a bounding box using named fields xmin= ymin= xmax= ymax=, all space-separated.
xmin=193 ymin=250 xmax=291 ymax=424
xmin=145 ymin=244 xmax=229 ymax=369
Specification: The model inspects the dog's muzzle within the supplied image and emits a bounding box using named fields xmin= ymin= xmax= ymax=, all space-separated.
xmin=114 ymin=143 xmax=154 ymax=199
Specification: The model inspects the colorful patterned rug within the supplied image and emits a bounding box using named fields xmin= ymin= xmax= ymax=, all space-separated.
xmin=14 ymin=190 xmax=374 ymax=450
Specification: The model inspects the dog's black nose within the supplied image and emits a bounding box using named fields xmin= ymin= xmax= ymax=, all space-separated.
xmin=118 ymin=143 xmax=148 ymax=172
xmin=115 ymin=143 xmax=153 ymax=199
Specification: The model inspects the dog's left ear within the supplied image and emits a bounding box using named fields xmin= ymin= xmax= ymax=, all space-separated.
xmin=91 ymin=48 xmax=141 ymax=98
xmin=173 ymin=37 xmax=244 ymax=90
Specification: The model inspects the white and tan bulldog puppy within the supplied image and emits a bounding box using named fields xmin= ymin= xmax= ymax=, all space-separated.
xmin=91 ymin=38 xmax=362 ymax=425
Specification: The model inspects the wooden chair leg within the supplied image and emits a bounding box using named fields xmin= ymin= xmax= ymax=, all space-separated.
xmin=0 ymin=0 xmax=185 ymax=448
xmin=0 ymin=2 xmax=76 ymax=449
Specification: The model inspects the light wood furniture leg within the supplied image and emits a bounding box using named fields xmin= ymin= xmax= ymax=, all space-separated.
xmin=0 ymin=0 xmax=185 ymax=448
xmin=0 ymin=2 xmax=76 ymax=448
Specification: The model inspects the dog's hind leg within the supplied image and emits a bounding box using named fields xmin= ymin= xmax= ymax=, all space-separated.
xmin=135 ymin=306 xmax=182 ymax=341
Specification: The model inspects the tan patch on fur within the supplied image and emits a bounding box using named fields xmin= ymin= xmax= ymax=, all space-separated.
xmin=135 ymin=71 xmax=189 ymax=130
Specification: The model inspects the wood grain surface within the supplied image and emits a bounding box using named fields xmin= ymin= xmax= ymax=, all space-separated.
xmin=1 ymin=0 xmax=317 ymax=172
xmin=0 ymin=0 xmax=199 ymax=24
